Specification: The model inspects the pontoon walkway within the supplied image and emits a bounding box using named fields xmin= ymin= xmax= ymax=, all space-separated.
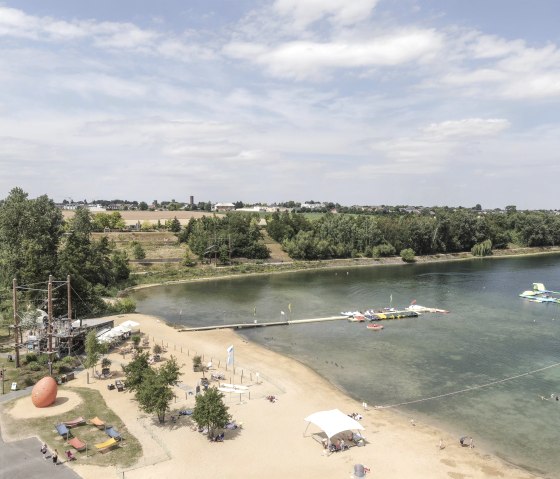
xmin=178 ymin=316 xmax=346 ymax=332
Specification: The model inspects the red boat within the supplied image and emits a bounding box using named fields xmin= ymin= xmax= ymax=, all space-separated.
xmin=366 ymin=323 xmax=384 ymax=331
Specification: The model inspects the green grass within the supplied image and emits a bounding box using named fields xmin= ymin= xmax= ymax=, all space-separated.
xmin=1 ymin=386 xmax=142 ymax=467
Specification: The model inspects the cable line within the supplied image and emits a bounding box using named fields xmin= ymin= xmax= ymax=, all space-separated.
xmin=374 ymin=361 xmax=560 ymax=409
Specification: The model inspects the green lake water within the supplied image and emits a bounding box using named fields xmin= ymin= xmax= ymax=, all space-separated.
xmin=132 ymin=255 xmax=560 ymax=477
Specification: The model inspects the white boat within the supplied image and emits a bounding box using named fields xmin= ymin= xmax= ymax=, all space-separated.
xmin=519 ymin=283 xmax=560 ymax=303
xmin=406 ymin=304 xmax=449 ymax=314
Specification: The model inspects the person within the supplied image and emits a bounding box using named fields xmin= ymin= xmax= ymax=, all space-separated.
xmin=65 ymin=450 xmax=75 ymax=461
xmin=40 ymin=443 xmax=47 ymax=459
xmin=52 ymin=449 xmax=58 ymax=465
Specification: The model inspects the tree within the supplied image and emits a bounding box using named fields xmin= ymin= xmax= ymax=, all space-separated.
xmin=125 ymin=355 xmax=182 ymax=423
xmin=132 ymin=242 xmax=146 ymax=260
xmin=400 ymin=248 xmax=416 ymax=263
xmin=192 ymin=387 xmax=232 ymax=438
xmin=122 ymin=351 xmax=151 ymax=391
xmin=84 ymin=330 xmax=102 ymax=373
xmin=0 ymin=188 xmax=63 ymax=291
xmin=139 ymin=201 xmax=149 ymax=211
xmin=168 ymin=217 xmax=181 ymax=233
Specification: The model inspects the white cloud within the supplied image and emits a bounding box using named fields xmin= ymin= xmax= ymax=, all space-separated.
xmin=273 ymin=0 xmax=379 ymax=29
xmin=225 ymin=28 xmax=442 ymax=79
xmin=422 ymin=118 xmax=510 ymax=138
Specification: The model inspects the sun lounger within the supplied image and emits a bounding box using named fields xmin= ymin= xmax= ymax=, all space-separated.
xmin=89 ymin=417 xmax=106 ymax=429
xmin=94 ymin=437 xmax=118 ymax=453
xmin=105 ymin=426 xmax=122 ymax=441
xmin=63 ymin=416 xmax=86 ymax=428
xmin=55 ymin=423 xmax=70 ymax=438
xmin=68 ymin=437 xmax=86 ymax=452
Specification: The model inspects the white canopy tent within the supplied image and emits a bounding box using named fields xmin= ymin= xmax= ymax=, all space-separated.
xmin=120 ymin=319 xmax=140 ymax=332
xmin=304 ymin=409 xmax=364 ymax=445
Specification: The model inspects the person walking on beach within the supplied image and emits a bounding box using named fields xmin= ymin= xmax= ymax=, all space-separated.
xmin=52 ymin=449 xmax=58 ymax=465
xmin=40 ymin=443 xmax=47 ymax=459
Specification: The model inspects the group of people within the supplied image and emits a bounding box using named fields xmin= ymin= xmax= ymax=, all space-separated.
xmin=459 ymin=436 xmax=475 ymax=448
xmin=348 ymin=412 xmax=363 ymax=420
xmin=266 ymin=395 xmax=278 ymax=403
xmin=41 ymin=443 xmax=75 ymax=464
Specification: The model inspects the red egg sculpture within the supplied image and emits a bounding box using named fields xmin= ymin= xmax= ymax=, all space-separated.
xmin=31 ymin=376 xmax=58 ymax=408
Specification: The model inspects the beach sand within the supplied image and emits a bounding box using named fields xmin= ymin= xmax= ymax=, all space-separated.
xmin=3 ymin=313 xmax=539 ymax=479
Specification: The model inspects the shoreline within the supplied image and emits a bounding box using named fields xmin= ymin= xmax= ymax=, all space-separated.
xmin=1 ymin=313 xmax=543 ymax=478
xmin=125 ymin=246 xmax=560 ymax=292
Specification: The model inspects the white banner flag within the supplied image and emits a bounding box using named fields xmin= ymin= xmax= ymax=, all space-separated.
xmin=227 ymin=345 xmax=234 ymax=366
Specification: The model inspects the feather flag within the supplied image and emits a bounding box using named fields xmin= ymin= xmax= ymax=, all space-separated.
xmin=227 ymin=345 xmax=234 ymax=366
xmin=288 ymin=303 xmax=292 ymax=313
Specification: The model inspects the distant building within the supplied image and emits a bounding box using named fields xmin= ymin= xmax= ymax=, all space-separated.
xmin=213 ymin=202 xmax=236 ymax=212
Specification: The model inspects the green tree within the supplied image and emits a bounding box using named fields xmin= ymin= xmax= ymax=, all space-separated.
xmin=0 ymin=188 xmax=63 ymax=291
xmin=192 ymin=387 xmax=232 ymax=438
xmin=400 ymin=248 xmax=416 ymax=263
xmin=84 ymin=330 xmax=102 ymax=373
xmin=122 ymin=351 xmax=151 ymax=391
xmin=131 ymin=242 xmax=146 ymax=259
xmin=126 ymin=355 xmax=182 ymax=423
xmin=168 ymin=217 xmax=181 ymax=233
xmin=139 ymin=201 xmax=149 ymax=211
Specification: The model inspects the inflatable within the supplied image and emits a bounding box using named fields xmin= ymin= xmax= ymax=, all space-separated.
xmin=31 ymin=376 xmax=58 ymax=408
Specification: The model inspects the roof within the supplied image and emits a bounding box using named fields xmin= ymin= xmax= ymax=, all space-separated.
xmin=304 ymin=409 xmax=364 ymax=439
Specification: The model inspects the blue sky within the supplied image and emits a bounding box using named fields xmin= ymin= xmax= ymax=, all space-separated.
xmin=1 ymin=0 xmax=560 ymax=209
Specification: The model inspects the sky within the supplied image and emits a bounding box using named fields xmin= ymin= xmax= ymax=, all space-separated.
xmin=1 ymin=0 xmax=560 ymax=209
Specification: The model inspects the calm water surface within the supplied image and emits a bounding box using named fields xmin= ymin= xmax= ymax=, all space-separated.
xmin=133 ymin=255 xmax=560 ymax=477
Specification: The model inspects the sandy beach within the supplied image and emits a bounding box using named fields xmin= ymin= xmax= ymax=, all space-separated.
xmin=2 ymin=313 xmax=541 ymax=479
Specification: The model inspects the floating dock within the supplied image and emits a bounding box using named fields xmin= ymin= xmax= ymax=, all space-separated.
xmin=178 ymin=316 xmax=346 ymax=332
xmin=367 ymin=310 xmax=418 ymax=321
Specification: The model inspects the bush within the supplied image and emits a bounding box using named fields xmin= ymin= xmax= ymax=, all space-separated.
xmin=471 ymin=239 xmax=493 ymax=257
xmin=153 ymin=344 xmax=162 ymax=355
xmin=24 ymin=352 xmax=38 ymax=364
xmin=132 ymin=242 xmax=146 ymax=260
xmin=28 ymin=362 xmax=42 ymax=371
xmin=400 ymin=248 xmax=416 ymax=263
xmin=372 ymin=243 xmax=396 ymax=258
xmin=192 ymin=355 xmax=203 ymax=372
xmin=109 ymin=297 xmax=136 ymax=314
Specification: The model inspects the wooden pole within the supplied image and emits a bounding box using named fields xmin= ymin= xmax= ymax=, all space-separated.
xmin=67 ymin=275 xmax=72 ymax=356
xmin=48 ymin=275 xmax=53 ymax=376
xmin=12 ymin=279 xmax=20 ymax=368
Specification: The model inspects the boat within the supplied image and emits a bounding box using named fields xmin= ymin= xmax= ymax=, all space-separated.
xmin=366 ymin=323 xmax=383 ymax=331
xmin=347 ymin=312 xmax=366 ymax=322
xmin=366 ymin=310 xmax=418 ymax=321
xmin=519 ymin=283 xmax=560 ymax=303
xmin=405 ymin=304 xmax=449 ymax=314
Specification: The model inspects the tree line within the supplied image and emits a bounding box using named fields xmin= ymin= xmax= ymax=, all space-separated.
xmin=265 ymin=209 xmax=560 ymax=260
xmin=0 ymin=187 xmax=131 ymax=322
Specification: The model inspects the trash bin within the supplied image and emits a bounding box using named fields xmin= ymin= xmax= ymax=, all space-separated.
xmin=353 ymin=464 xmax=365 ymax=478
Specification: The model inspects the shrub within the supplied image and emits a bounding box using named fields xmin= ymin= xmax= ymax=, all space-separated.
xmin=132 ymin=242 xmax=146 ymax=260
xmin=372 ymin=243 xmax=396 ymax=258
xmin=132 ymin=335 xmax=141 ymax=349
xmin=28 ymin=362 xmax=42 ymax=371
xmin=192 ymin=355 xmax=203 ymax=372
xmin=400 ymin=248 xmax=416 ymax=263
xmin=24 ymin=352 xmax=38 ymax=364
xmin=109 ymin=297 xmax=136 ymax=314
xmin=153 ymin=344 xmax=162 ymax=355
xmin=471 ymin=239 xmax=493 ymax=257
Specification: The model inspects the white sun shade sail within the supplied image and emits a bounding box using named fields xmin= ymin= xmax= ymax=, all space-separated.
xmin=304 ymin=409 xmax=364 ymax=439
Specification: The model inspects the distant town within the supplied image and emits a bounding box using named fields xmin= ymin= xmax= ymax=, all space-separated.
xmin=56 ymin=198 xmax=551 ymax=215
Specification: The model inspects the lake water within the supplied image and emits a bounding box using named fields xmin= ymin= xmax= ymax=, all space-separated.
xmin=132 ymin=255 xmax=560 ymax=477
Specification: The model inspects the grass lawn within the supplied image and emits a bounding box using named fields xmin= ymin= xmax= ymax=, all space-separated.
xmin=1 ymin=386 xmax=142 ymax=467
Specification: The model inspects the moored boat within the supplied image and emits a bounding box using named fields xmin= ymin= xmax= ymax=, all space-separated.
xmin=406 ymin=304 xmax=449 ymax=313
xmin=366 ymin=310 xmax=418 ymax=321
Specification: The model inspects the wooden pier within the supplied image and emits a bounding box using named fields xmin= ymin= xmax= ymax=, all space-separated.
xmin=178 ymin=315 xmax=346 ymax=332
